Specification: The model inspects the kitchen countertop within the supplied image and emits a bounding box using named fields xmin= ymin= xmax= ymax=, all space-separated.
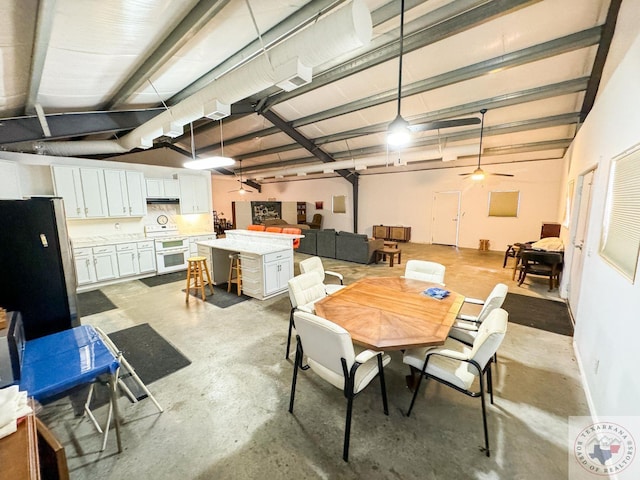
xmin=71 ymin=231 xmax=216 ymax=248
xmin=197 ymin=238 xmax=289 ymax=255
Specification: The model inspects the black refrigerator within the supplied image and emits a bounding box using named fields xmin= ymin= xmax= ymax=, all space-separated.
xmin=0 ymin=197 xmax=79 ymax=340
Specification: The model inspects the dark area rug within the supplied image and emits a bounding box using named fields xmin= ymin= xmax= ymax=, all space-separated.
xmin=90 ymin=323 xmax=191 ymax=408
xmin=77 ymin=290 xmax=117 ymax=317
xmin=139 ymin=271 xmax=186 ymax=287
xmin=502 ymin=293 xmax=574 ymax=336
xmin=184 ymin=284 xmax=251 ymax=308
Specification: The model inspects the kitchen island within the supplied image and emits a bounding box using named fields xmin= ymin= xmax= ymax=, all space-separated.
xmin=197 ymin=229 xmax=303 ymax=300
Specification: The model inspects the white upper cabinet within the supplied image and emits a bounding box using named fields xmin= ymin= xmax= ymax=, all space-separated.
xmin=104 ymin=169 xmax=147 ymax=217
xmin=178 ymin=174 xmax=210 ymax=214
xmin=146 ymin=178 xmax=180 ymax=198
xmin=52 ymin=165 xmax=108 ymax=219
xmin=0 ymin=160 xmax=22 ymax=199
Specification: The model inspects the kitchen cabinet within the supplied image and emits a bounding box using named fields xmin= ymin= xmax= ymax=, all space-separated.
xmin=146 ymin=178 xmax=180 ymax=198
xmin=74 ymin=247 xmax=96 ymax=285
xmin=115 ymin=243 xmax=139 ymax=277
xmin=189 ymin=234 xmax=215 ymax=257
xmin=137 ymin=240 xmax=156 ymax=274
xmin=263 ymin=250 xmax=293 ymax=296
xmin=0 ymin=160 xmax=22 ymax=199
xmin=92 ymin=245 xmax=119 ymax=281
xmin=52 ymin=165 xmax=108 ymax=219
xmin=104 ymin=170 xmax=147 ymax=217
xmin=178 ymin=174 xmax=210 ymax=214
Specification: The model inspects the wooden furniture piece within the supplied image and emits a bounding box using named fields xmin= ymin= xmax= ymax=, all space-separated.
xmin=383 ymin=240 xmax=398 ymax=249
xmin=314 ymin=276 xmax=465 ymax=351
xmin=227 ymin=253 xmax=242 ymax=295
xmin=296 ymin=202 xmax=306 ymax=223
xmin=0 ymin=411 xmax=71 ymax=480
xmin=518 ymin=250 xmax=564 ymax=291
xmin=185 ymin=256 xmax=214 ymax=302
xmin=375 ymin=247 xmax=402 ymax=267
xmin=540 ymin=222 xmax=561 ymax=238
xmin=372 ymin=225 xmax=411 ymax=242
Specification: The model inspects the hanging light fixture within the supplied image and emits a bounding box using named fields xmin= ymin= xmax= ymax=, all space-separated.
xmin=184 ymin=119 xmax=235 ymax=170
xmin=229 ymin=159 xmax=253 ymax=194
xmin=387 ymin=0 xmax=411 ymax=147
xmin=470 ymin=109 xmax=487 ymax=181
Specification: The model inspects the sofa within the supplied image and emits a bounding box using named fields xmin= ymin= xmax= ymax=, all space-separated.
xmin=263 ymin=218 xmax=310 ymax=230
xmin=336 ymin=231 xmax=383 ymax=264
xmin=297 ymin=229 xmax=383 ymax=264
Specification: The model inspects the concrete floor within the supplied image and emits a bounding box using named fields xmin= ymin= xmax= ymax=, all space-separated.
xmin=39 ymin=243 xmax=588 ymax=479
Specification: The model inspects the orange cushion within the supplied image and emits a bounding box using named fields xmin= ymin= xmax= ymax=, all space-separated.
xmin=282 ymin=227 xmax=302 ymax=249
xmin=247 ymin=224 xmax=266 ymax=231
xmin=265 ymin=226 xmax=283 ymax=233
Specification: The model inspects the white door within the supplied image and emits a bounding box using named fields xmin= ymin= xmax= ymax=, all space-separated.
xmin=126 ymin=171 xmax=147 ymax=216
xmin=104 ymin=170 xmax=128 ymax=217
xmin=568 ymin=169 xmax=595 ymax=316
xmin=431 ymin=191 xmax=460 ymax=246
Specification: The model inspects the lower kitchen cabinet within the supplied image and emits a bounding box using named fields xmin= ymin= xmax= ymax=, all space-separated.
xmin=137 ymin=240 xmax=156 ymax=273
xmin=92 ymin=245 xmax=119 ymax=281
xmin=116 ymin=243 xmax=139 ymax=277
xmin=74 ymin=247 xmax=96 ymax=285
xmin=263 ymin=250 xmax=293 ymax=296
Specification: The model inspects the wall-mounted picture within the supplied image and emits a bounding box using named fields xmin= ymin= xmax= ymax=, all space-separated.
xmin=251 ymin=201 xmax=281 ymax=224
xmin=315 ymin=201 xmax=323 ymax=210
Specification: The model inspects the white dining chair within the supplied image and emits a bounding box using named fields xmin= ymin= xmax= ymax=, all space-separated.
xmin=449 ymin=283 xmax=508 ymax=345
xmin=403 ymin=260 xmax=446 ymax=285
xmin=285 ymin=271 xmax=327 ymax=359
xmin=403 ymin=308 xmax=508 ymax=457
xmin=289 ymin=311 xmax=390 ymax=461
xmin=299 ymin=256 xmax=344 ymax=294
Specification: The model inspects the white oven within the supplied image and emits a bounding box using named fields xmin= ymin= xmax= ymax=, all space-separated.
xmin=154 ymin=237 xmax=189 ymax=274
xmin=145 ymin=225 xmax=189 ymax=274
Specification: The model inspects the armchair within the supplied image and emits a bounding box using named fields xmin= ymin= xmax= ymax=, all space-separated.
xmin=299 ymin=256 xmax=344 ymax=294
xmin=403 ymin=308 xmax=508 ymax=457
xmin=289 ymin=311 xmax=390 ymax=461
xmin=306 ymin=213 xmax=323 ymax=229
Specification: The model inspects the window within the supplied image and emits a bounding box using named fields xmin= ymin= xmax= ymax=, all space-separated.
xmin=332 ymin=195 xmax=346 ymax=214
xmin=488 ymin=191 xmax=519 ymax=217
xmin=600 ymin=144 xmax=640 ymax=282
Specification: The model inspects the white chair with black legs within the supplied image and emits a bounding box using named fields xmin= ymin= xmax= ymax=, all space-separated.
xmin=299 ymin=256 xmax=344 ymax=294
xmin=285 ymin=271 xmax=328 ymax=359
xmin=289 ymin=311 xmax=390 ymax=462
xmin=448 ymin=283 xmax=508 ymax=346
xmin=403 ymin=308 xmax=508 ymax=457
xmin=403 ymin=260 xmax=446 ymax=285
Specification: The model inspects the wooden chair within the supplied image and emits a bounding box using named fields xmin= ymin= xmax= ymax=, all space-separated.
xmin=518 ymin=250 xmax=563 ymax=291
xmin=228 ymin=253 xmax=242 ymax=295
xmin=185 ymin=256 xmax=214 ymax=302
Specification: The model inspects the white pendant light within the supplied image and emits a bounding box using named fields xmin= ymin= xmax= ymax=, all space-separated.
xmin=184 ymin=119 xmax=235 ymax=170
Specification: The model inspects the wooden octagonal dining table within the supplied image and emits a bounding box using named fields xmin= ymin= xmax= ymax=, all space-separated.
xmin=314 ymin=276 xmax=465 ymax=351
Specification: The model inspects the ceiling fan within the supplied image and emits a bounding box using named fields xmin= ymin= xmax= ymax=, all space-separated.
xmin=386 ymin=0 xmax=480 ymax=147
xmin=459 ymin=109 xmax=514 ymax=180
xmin=228 ymin=159 xmax=253 ymax=194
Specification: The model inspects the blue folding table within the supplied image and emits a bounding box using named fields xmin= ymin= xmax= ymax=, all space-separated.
xmin=9 ymin=313 xmax=122 ymax=452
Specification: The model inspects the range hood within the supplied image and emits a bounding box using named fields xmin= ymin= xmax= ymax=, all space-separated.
xmin=146 ymin=198 xmax=180 ymax=204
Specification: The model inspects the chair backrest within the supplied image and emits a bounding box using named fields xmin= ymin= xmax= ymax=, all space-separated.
xmin=265 ymin=226 xmax=283 ymax=233
xmin=299 ymin=256 xmax=324 ymax=278
xmin=7 ymin=311 xmax=25 ymax=382
xmin=288 ymin=271 xmax=326 ymax=309
xmin=247 ymin=224 xmax=266 ymax=231
xmin=469 ymin=308 xmax=508 ymax=372
xmin=310 ymin=214 xmax=322 ymax=227
xmin=477 ymin=283 xmax=508 ymax=323
xmin=404 ymin=260 xmax=446 ymax=284
xmin=294 ymin=311 xmax=355 ymax=379
xmin=282 ymin=227 xmax=302 ymax=249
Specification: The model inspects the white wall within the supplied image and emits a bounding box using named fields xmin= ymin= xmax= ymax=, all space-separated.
xmin=1 ymin=151 xmax=213 ymax=238
xmin=212 ymin=175 xmax=354 ymax=232
xmin=560 ymin=14 xmax=640 ymax=416
xmin=213 ymin=159 xmax=562 ymax=250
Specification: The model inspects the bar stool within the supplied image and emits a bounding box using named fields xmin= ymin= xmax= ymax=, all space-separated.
xmin=185 ymin=256 xmax=214 ymax=302
xmin=228 ymin=253 xmax=242 ymax=296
